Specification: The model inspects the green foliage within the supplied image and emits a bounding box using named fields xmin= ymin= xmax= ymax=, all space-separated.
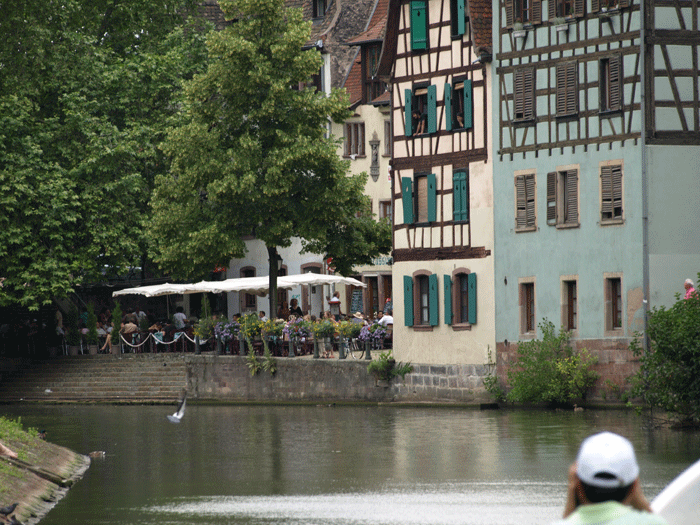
xmin=262 ymin=338 xmax=277 ymax=376
xmin=194 ymin=316 xmax=218 ymax=339
xmin=339 ymin=320 xmax=363 ymax=339
xmin=506 ymin=320 xmax=599 ymax=405
xmin=312 ymin=319 xmax=336 ymax=339
xmin=483 ymin=347 xmax=506 ymax=402
xmin=0 ymin=1 xmax=208 ymax=309
xmin=628 ymin=285 xmax=700 ymax=425
xmin=367 ymin=351 xmax=414 ymax=382
xmin=246 ymin=347 xmax=262 ymax=376
xmin=240 ymin=313 xmax=263 ymax=340
xmin=149 ymin=0 xmax=390 ymax=286
xmin=65 ymin=306 xmax=81 ymax=346
xmin=86 ymin=304 xmax=99 ymax=344
xmin=261 ymin=319 xmax=284 ymax=338
xmin=111 ymin=302 xmax=123 ymax=334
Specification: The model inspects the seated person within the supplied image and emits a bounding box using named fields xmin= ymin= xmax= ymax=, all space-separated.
xmin=412 ymin=109 xmax=427 ymax=135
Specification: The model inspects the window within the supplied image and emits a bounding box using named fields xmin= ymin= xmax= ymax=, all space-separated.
xmin=404 ymin=85 xmax=436 ymax=136
xmin=520 ymin=281 xmax=536 ymax=334
xmin=547 ymin=169 xmax=579 ymax=227
xmin=453 ymin=170 xmax=469 ymax=222
xmin=605 ymin=276 xmax=623 ymax=331
xmin=410 ymin=1 xmax=428 ymax=51
xmin=344 ymin=122 xmax=365 ymax=157
xmin=312 ymin=0 xmax=326 ymax=18
xmin=562 ymin=279 xmax=577 ymax=331
xmin=241 ymin=267 xmax=256 ymax=310
xmin=400 ymin=174 xmax=436 ymax=224
xmin=513 ymin=67 xmax=535 ymax=121
xmin=364 ymin=44 xmax=385 ymax=102
xmin=556 ymin=62 xmax=578 ymax=117
xmin=444 ymin=271 xmax=477 ymax=326
xmin=450 ymin=0 xmax=468 ymax=37
xmin=445 ymin=79 xmax=473 ymax=130
xmin=515 ymin=173 xmax=536 ymax=231
xmin=505 ymin=0 xmax=543 ymax=25
xmin=600 ymin=55 xmax=622 ymax=113
xmin=601 ymin=164 xmax=623 ymax=222
xmin=379 ymin=200 xmax=392 ymax=222
xmin=403 ymin=272 xmax=438 ymax=327
xmin=548 ymin=0 xmax=584 ymax=18
xmin=384 ymin=120 xmax=392 ymax=155
xmin=593 ymin=0 xmax=627 ymax=11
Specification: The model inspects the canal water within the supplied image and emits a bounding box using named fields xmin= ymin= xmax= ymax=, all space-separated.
xmin=4 ymin=404 xmax=699 ymax=525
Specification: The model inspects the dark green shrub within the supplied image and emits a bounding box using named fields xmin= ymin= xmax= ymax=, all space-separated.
xmin=367 ymin=351 xmax=413 ymax=382
xmin=506 ymin=320 xmax=599 ymax=405
xmin=628 ymin=285 xmax=700 ymax=426
xmin=86 ymin=304 xmax=99 ymax=345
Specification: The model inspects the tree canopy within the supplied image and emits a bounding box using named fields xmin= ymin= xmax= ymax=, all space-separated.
xmin=0 ymin=0 xmax=208 ymax=309
xmin=149 ymin=0 xmax=391 ymax=314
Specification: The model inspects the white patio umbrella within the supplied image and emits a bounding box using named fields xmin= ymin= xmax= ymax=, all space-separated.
xmin=278 ymin=274 xmax=366 ymax=288
xmin=112 ymin=282 xmax=198 ymax=297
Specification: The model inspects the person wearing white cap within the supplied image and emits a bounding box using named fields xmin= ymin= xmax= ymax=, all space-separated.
xmin=558 ymin=431 xmax=667 ymax=524
xmin=684 ymin=278 xmax=696 ymax=300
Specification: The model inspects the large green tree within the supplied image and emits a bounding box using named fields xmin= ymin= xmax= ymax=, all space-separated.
xmin=0 ymin=0 xmax=208 ymax=309
xmin=149 ymin=0 xmax=391 ymax=317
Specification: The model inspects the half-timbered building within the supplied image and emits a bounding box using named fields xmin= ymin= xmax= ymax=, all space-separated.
xmin=331 ymin=0 xmax=395 ymax=318
xmin=493 ymin=0 xmax=700 ymax=394
xmin=378 ymin=0 xmax=495 ymax=369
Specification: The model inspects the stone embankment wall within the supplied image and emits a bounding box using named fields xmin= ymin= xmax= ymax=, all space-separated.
xmin=186 ymin=356 xmax=491 ymax=404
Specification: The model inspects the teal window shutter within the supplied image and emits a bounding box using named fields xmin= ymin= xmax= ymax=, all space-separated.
xmin=429 ymin=274 xmax=439 ymax=326
xmin=405 ymin=89 xmax=413 ymax=137
xmin=410 ymin=1 xmax=428 ymax=51
xmin=444 ymin=83 xmax=453 ymax=131
xmin=404 ymin=276 xmax=414 ymax=326
xmin=468 ymin=273 xmax=477 ymax=324
xmin=457 ymin=0 xmax=466 ymax=35
xmin=401 ymin=177 xmax=414 ymax=224
xmin=427 ymin=84 xmax=437 ymax=134
xmin=427 ymin=173 xmax=437 ymax=222
xmin=453 ymin=171 xmax=468 ymax=222
xmin=444 ymin=275 xmax=453 ymax=325
xmin=463 ymin=79 xmax=473 ymax=129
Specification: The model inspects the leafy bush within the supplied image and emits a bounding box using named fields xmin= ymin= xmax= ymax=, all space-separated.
xmin=367 ymin=351 xmax=413 ymax=382
xmin=86 ymin=304 xmax=99 ymax=344
xmin=505 ymin=320 xmax=599 ymax=405
xmin=311 ymin=319 xmax=336 ymax=338
xmin=194 ymin=316 xmax=218 ymax=339
xmin=65 ymin=306 xmax=80 ymax=346
xmin=628 ymin=287 xmax=700 ymax=426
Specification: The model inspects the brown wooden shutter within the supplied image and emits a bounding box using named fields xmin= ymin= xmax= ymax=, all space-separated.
xmin=516 ymin=176 xmax=526 ymax=229
xmin=566 ymin=62 xmax=577 ymax=114
xmin=601 ymin=165 xmax=613 ymax=218
xmin=574 ymin=0 xmax=584 ymax=17
xmin=612 ymin=165 xmax=623 ymax=218
xmin=505 ymin=0 xmax=514 ymax=27
xmin=619 ymin=0 xmax=630 ymax=7
xmin=524 ymin=68 xmax=534 ymax=119
xmin=526 ymin=175 xmax=535 ymax=227
xmin=549 ymin=0 xmax=557 ymax=20
xmin=556 ymin=65 xmax=566 ymax=116
xmin=565 ymin=169 xmax=578 ymax=224
xmin=547 ymin=171 xmax=557 ymax=225
xmin=514 ymin=69 xmax=524 ymax=119
xmin=591 ymin=0 xmax=600 ymax=12
xmin=532 ymin=0 xmax=542 ymax=24
xmin=609 ymin=55 xmax=621 ymax=111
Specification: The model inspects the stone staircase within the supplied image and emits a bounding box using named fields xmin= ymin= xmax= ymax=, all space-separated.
xmin=0 ymin=354 xmax=188 ymax=403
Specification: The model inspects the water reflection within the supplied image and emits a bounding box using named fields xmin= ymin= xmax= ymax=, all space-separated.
xmin=3 ymin=405 xmax=698 ymax=525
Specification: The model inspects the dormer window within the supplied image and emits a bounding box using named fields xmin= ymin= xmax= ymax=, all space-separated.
xmin=364 ymin=44 xmax=385 ymax=103
xmin=313 ymin=0 xmax=326 ymax=18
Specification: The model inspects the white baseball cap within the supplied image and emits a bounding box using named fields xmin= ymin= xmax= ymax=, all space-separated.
xmin=576 ymin=431 xmax=640 ymax=488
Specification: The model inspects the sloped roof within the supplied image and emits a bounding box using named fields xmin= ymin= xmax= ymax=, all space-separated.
xmin=343 ymin=55 xmax=364 ymax=106
xmin=345 ymin=0 xmax=390 ymax=45
xmin=468 ymin=0 xmax=493 ymax=56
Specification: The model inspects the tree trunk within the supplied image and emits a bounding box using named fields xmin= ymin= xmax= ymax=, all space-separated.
xmin=267 ymin=245 xmax=279 ymax=321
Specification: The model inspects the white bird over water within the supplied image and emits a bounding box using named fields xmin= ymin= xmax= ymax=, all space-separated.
xmin=166 ymin=394 xmax=186 ymax=423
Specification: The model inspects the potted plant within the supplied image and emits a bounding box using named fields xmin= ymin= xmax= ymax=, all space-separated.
xmin=86 ymin=304 xmax=99 ymax=355
xmin=240 ymin=313 xmax=263 ymax=354
xmin=367 ymin=350 xmax=414 ymax=387
xmin=65 ymin=306 xmax=81 ymax=355
xmin=312 ymin=319 xmax=336 ymax=357
xmin=110 ymin=302 xmax=123 ymax=355
xmin=512 ymin=20 xmax=526 ymax=39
